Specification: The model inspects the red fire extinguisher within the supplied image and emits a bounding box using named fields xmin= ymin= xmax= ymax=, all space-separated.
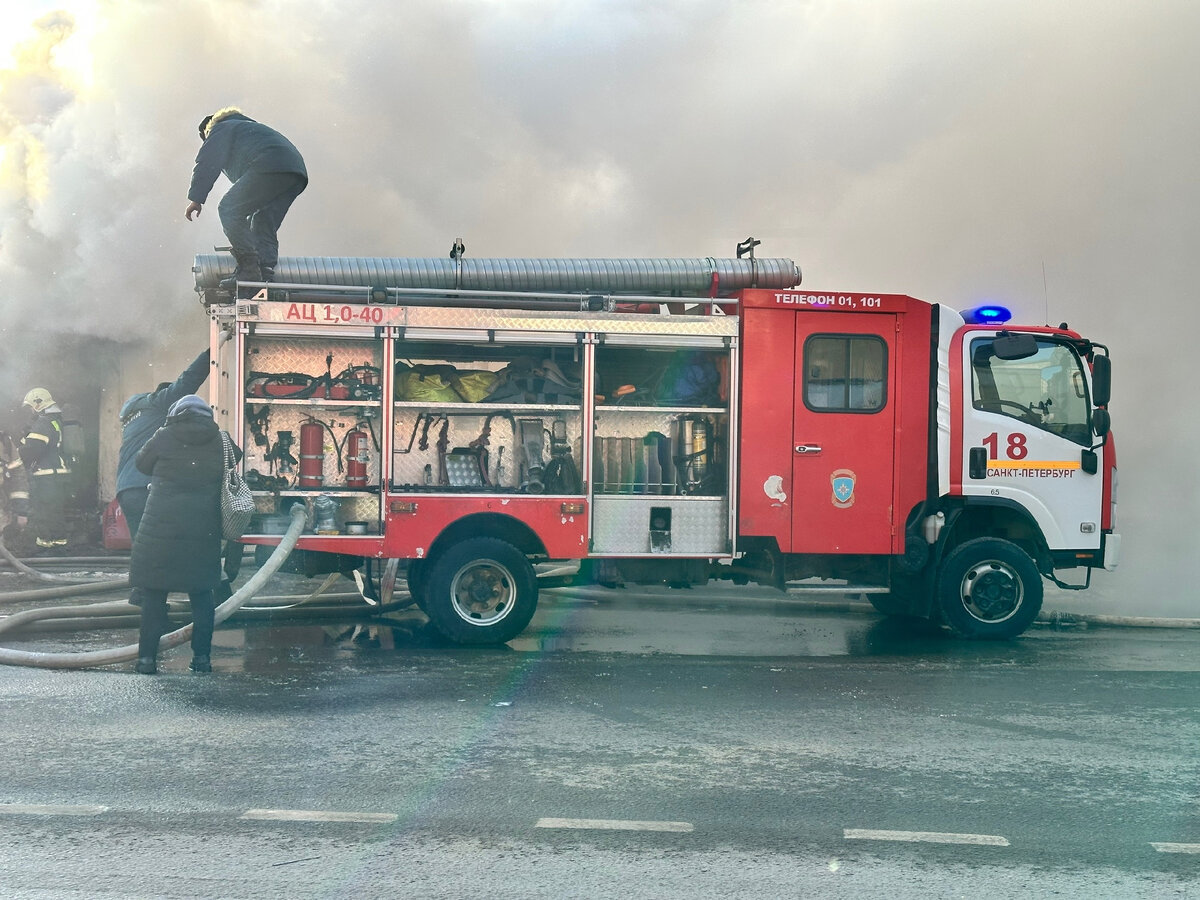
xmin=299 ymin=421 xmax=325 ymax=488
xmin=346 ymin=426 xmax=370 ymax=488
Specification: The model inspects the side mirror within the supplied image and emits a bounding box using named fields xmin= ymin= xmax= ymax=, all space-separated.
xmin=992 ymin=332 xmax=1039 ymax=360
xmin=1091 ymin=355 xmax=1111 ymax=407
xmin=1092 ymin=408 xmax=1111 ymax=438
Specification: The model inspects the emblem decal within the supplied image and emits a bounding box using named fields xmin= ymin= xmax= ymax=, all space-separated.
xmin=763 ymin=475 xmax=787 ymax=504
xmin=831 ymin=468 xmax=856 ymax=508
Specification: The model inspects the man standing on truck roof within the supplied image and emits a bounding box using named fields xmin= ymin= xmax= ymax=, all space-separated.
xmin=184 ymin=107 xmax=307 ymax=289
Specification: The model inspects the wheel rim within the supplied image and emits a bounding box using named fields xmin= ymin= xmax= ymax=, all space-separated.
xmin=448 ymin=558 xmax=517 ymax=627
xmin=959 ymin=559 xmax=1023 ymax=623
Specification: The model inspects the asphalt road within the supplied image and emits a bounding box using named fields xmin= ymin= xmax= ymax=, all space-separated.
xmin=0 ymin=583 xmax=1197 ymax=898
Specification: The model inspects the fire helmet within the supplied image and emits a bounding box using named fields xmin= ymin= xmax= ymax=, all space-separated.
xmin=22 ymin=388 xmax=55 ymax=413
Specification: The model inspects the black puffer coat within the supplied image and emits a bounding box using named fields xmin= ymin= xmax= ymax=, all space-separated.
xmin=129 ymin=414 xmax=224 ymax=593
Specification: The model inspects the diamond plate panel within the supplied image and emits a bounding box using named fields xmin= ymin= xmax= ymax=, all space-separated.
xmin=245 ymin=335 xmax=382 ymax=380
xmin=592 ymin=497 xmax=729 ymax=555
xmin=241 ymin=300 xmax=738 ymax=338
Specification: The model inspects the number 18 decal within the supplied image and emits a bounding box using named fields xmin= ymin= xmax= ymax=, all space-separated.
xmin=982 ymin=432 xmax=1028 ymax=460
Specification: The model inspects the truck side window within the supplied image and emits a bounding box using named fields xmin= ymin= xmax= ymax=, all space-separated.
xmin=803 ymin=334 xmax=887 ymax=413
xmin=970 ymin=338 xmax=1092 ymax=445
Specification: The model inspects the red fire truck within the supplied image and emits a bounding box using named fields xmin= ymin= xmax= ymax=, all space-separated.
xmin=199 ymin=245 xmax=1118 ymax=642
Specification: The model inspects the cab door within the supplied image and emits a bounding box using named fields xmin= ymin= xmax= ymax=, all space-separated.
xmin=791 ymin=315 xmax=896 ymax=554
xmin=959 ymin=333 xmax=1105 ymax=552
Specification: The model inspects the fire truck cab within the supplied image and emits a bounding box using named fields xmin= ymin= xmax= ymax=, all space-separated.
xmin=203 ymin=250 xmax=1117 ymax=643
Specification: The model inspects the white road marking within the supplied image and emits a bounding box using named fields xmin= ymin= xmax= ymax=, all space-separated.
xmin=240 ymin=809 xmax=398 ymax=824
xmin=1151 ymin=842 xmax=1200 ymax=854
xmin=536 ymin=817 xmax=694 ymax=833
xmin=0 ymin=804 xmax=108 ymax=816
xmin=844 ymin=828 xmax=1009 ymax=846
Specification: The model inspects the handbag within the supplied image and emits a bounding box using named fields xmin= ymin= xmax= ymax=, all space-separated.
xmin=219 ymin=430 xmax=254 ymax=540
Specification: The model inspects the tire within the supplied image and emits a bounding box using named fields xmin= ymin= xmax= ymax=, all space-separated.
xmin=936 ymin=537 xmax=1043 ymax=639
xmin=422 ymin=538 xmax=538 ymax=645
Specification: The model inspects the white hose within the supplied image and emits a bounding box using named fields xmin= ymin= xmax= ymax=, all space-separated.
xmin=1037 ymin=611 xmax=1200 ymax=629
xmin=0 ymin=506 xmax=307 ymax=670
xmin=0 ymin=536 xmax=128 ymax=587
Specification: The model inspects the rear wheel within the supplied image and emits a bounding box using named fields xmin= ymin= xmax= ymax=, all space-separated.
xmin=936 ymin=537 xmax=1043 ymax=639
xmin=423 ymin=538 xmax=538 ymax=645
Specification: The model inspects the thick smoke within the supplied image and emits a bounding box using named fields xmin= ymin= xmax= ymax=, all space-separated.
xmin=0 ymin=0 xmax=1196 ymax=614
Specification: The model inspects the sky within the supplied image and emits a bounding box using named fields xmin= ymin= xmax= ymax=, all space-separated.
xmin=0 ymin=0 xmax=1196 ymax=615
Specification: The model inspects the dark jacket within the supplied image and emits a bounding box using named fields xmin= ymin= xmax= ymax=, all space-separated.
xmin=117 ymin=350 xmax=210 ymax=495
xmin=19 ymin=410 xmax=68 ymax=475
xmin=188 ymin=113 xmax=308 ymax=205
xmin=1 ymin=431 xmax=30 ymax=516
xmin=129 ymin=414 xmax=225 ymax=593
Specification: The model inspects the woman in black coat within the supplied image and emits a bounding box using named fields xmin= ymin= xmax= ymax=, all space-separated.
xmin=130 ymin=394 xmax=234 ymax=674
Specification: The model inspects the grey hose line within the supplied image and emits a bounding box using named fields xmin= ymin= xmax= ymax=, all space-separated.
xmin=0 ymin=505 xmax=307 ymax=670
xmin=1036 ymin=612 xmax=1200 ymax=629
xmin=0 ymin=577 xmax=131 ymax=605
xmin=0 ymin=537 xmax=127 ymax=586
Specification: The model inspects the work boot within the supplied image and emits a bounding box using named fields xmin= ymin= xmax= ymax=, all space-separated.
xmin=189 ymin=655 xmax=211 ymax=673
xmin=218 ymin=251 xmax=263 ymax=294
xmin=135 ymin=657 xmax=157 ymax=675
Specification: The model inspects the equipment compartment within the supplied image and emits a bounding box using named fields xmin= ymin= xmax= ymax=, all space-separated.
xmin=390 ymin=338 xmax=585 ymax=494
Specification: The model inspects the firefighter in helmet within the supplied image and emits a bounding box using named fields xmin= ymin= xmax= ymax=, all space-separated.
xmin=19 ymin=388 xmax=72 ymax=549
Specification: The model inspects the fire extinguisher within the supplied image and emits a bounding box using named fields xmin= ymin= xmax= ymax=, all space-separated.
xmin=678 ymin=415 xmax=709 ymax=493
xmin=691 ymin=417 xmax=709 ymax=483
xmin=299 ymin=421 xmax=325 ymax=488
xmin=345 ymin=426 xmax=370 ymax=488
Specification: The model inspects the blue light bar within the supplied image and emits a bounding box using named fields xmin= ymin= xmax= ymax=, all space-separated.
xmin=961 ymin=304 xmax=1012 ymax=325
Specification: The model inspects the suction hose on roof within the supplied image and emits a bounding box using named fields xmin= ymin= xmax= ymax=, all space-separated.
xmin=0 ymin=505 xmax=306 ymax=670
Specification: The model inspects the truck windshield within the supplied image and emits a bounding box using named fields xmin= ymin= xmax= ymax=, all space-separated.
xmin=970 ymin=337 xmax=1092 ymax=445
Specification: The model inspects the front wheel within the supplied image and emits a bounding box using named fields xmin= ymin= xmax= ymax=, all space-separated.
xmin=423 ymin=538 xmax=538 ymax=645
xmin=936 ymin=537 xmax=1043 ymax=639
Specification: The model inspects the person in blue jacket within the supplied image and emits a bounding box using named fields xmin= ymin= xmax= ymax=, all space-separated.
xmin=117 ymin=347 xmax=214 ymax=540
xmin=184 ymin=107 xmax=307 ymax=287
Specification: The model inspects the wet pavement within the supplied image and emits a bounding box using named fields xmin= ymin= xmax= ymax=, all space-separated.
xmin=1 ymin=576 xmax=1198 ymax=898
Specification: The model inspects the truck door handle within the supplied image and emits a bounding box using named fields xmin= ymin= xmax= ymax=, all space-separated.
xmin=794 ymin=444 xmax=822 ymax=455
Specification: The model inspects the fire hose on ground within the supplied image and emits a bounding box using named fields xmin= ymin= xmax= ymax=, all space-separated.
xmin=0 ymin=505 xmax=308 ymax=670
xmin=0 ymin=537 xmax=129 ymax=587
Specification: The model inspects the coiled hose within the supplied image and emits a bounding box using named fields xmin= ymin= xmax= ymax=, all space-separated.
xmin=0 ymin=505 xmax=307 ymax=670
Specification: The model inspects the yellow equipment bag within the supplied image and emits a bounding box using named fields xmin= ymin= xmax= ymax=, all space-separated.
xmin=395 ymin=364 xmax=461 ymax=402
xmin=452 ymin=370 xmax=501 ymax=403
